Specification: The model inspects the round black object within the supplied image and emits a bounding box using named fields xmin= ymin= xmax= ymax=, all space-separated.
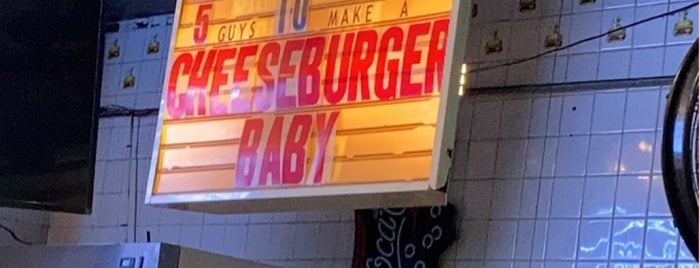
xmin=662 ymin=37 xmax=699 ymax=261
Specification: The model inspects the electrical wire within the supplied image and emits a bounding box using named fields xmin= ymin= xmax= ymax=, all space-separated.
xmin=468 ymin=2 xmax=699 ymax=74
xmin=0 ymin=222 xmax=33 ymax=245
xmin=97 ymin=105 xmax=158 ymax=243
xmin=133 ymin=117 xmax=142 ymax=243
xmin=126 ymin=113 xmax=135 ymax=243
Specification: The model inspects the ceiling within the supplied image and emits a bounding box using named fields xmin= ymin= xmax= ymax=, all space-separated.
xmin=104 ymin=0 xmax=176 ymax=22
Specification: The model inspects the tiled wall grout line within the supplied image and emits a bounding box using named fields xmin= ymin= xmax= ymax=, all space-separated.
xmin=453 ymin=96 xmax=477 ymax=262
xmin=543 ymin=90 xmax=565 ymax=262
xmin=467 ymin=128 xmax=661 ymax=142
xmin=482 ymin=99 xmax=505 ymax=263
xmin=638 ymin=83 xmax=659 ymax=265
xmin=513 ymin=97 xmax=535 ymax=267
xmin=576 ymin=92 xmax=598 ymax=264
xmin=526 ymin=92 xmax=551 ymax=267
xmin=607 ymin=86 xmax=631 ymax=264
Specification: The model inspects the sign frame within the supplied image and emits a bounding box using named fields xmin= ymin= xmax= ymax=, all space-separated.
xmin=144 ymin=0 xmax=472 ymax=213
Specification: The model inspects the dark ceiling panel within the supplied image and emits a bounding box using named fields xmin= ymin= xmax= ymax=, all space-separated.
xmin=104 ymin=0 xmax=176 ymax=22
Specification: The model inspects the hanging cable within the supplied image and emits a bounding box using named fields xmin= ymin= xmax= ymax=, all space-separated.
xmin=97 ymin=105 xmax=158 ymax=243
xmin=132 ymin=116 xmax=142 ymax=243
xmin=0 ymin=223 xmax=33 ymax=245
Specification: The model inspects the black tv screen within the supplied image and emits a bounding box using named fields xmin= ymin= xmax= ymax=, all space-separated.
xmin=0 ymin=0 xmax=103 ymax=214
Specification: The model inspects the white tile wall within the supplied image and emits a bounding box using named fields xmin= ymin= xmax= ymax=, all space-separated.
xmin=598 ymin=50 xmax=632 ymax=80
xmin=579 ymin=219 xmax=612 ymax=260
xmin=601 ymin=7 xmax=635 ymax=51
xmin=0 ymin=208 xmax=49 ymax=246
xmin=14 ymin=1 xmax=693 ymax=266
xmin=452 ymin=84 xmax=683 ymax=267
xmin=467 ymin=0 xmax=695 ymax=88
xmin=630 ymin=47 xmax=665 ymax=78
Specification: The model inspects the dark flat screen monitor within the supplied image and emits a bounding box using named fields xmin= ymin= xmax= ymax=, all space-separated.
xmin=0 ymin=0 xmax=103 ymax=214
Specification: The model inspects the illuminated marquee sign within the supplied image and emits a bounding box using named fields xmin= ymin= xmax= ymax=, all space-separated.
xmin=146 ymin=0 xmax=468 ymax=212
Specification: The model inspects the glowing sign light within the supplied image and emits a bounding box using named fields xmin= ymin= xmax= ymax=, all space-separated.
xmin=146 ymin=0 xmax=469 ymax=212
